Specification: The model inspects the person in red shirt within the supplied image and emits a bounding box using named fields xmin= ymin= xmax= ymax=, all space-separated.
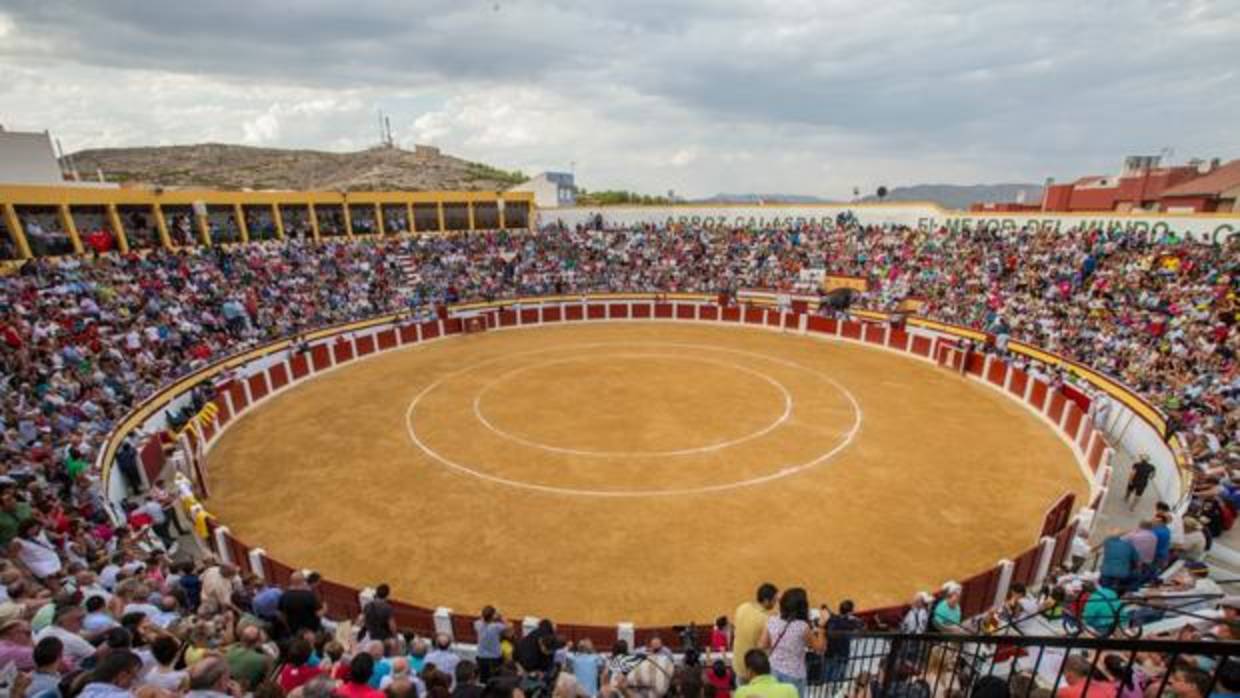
xmin=279 ymin=638 xmax=323 ymax=694
xmin=709 ymin=616 xmax=729 ymax=654
xmin=337 ymin=653 xmax=385 ymax=698
xmin=1057 ymin=655 xmax=1117 ymax=698
xmin=704 ymin=657 xmax=735 ymax=698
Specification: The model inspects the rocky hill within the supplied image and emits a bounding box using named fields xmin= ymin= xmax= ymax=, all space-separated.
xmin=63 ymin=143 xmax=527 ymax=192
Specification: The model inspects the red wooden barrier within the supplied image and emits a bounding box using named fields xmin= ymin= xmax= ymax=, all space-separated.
xmin=609 ymin=304 xmax=629 ymax=319
xmin=227 ymin=381 xmax=249 ymax=412
xmin=262 ymin=556 xmax=295 ymax=587
xmin=1007 ymin=368 xmax=1028 ymax=399
xmin=1028 ymin=380 xmax=1049 ymax=411
xmin=721 ymin=307 xmax=741 ymax=323
xmin=356 ymin=334 xmax=376 ymax=356
xmin=213 ymin=395 xmax=232 ymax=427
xmin=268 ymin=363 xmax=289 ymax=391
xmin=631 ymin=303 xmax=651 ymax=319
xmin=807 ymin=315 xmax=834 ymax=334
xmin=1039 ymin=493 xmax=1076 ymax=538
xmin=398 ymin=323 xmax=419 ymax=344
xmin=1050 ymin=521 xmax=1078 ymax=569
xmin=744 ymin=308 xmax=765 ymax=325
xmin=1063 ymin=404 xmax=1084 ymax=445
xmin=587 ymin=304 xmax=606 ymax=320
xmin=565 ymin=305 xmax=584 ymax=321
xmin=654 ymin=303 xmax=674 ymax=319
xmin=699 ymin=305 xmax=718 ymax=321
xmin=676 ymin=304 xmax=696 ymax=320
xmin=959 ymin=567 xmax=1001 ymax=618
xmin=377 ymin=329 xmax=397 ymax=351
xmin=965 ymin=352 xmax=985 ymax=376
xmin=317 ymin=579 xmax=362 ymax=620
xmin=391 ymin=602 xmax=437 ymax=636
xmin=1088 ymin=437 xmax=1106 ymax=472
xmin=864 ymin=324 xmax=885 ymax=345
xmin=1077 ymin=415 xmax=1094 ymax=451
xmin=543 ymin=306 xmax=563 ymax=322
xmin=911 ymin=335 xmax=932 ymax=357
xmin=888 ymin=328 xmax=910 ymax=351
xmin=986 ymin=359 xmax=1007 ymax=387
xmin=247 ymin=373 xmax=269 ymax=402
xmin=521 ymin=308 xmax=540 ymax=324
xmin=841 ymin=320 xmax=862 ymax=340
xmin=1010 ymin=544 xmax=1042 ymax=588
xmin=223 ymin=531 xmax=252 ymax=576
xmin=310 ymin=344 xmax=331 ymax=372
xmin=1047 ymin=391 xmax=1067 ymax=426
xmin=333 ymin=339 xmax=355 ymax=364
xmin=1061 ymin=383 xmax=1092 ymax=413
xmin=421 ymin=320 xmax=441 ymax=340
xmin=856 ymin=604 xmax=910 ymax=630
xmin=499 ymin=310 xmax=518 ymax=327
xmin=140 ymin=436 xmax=166 ymax=484
xmin=451 ymin=615 xmax=481 ymax=643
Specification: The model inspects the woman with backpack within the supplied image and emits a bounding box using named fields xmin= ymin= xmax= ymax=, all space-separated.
xmin=759 ymin=588 xmax=827 ymax=698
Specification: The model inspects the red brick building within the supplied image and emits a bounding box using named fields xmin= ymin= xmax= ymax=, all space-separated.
xmin=1158 ymin=159 xmax=1240 ymax=213
xmin=972 ymin=156 xmax=1240 ymax=214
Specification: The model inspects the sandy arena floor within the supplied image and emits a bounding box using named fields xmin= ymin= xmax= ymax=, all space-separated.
xmin=206 ymin=322 xmax=1089 ymax=625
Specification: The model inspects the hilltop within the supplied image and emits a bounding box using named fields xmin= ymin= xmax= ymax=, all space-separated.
xmin=62 ymin=143 xmax=527 ymax=192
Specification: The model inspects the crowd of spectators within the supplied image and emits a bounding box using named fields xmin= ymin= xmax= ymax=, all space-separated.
xmin=1 ymin=215 xmax=1238 ymax=696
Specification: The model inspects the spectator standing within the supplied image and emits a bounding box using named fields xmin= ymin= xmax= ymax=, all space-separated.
xmin=823 ymin=601 xmax=863 ymax=683
xmin=363 ymin=584 xmax=396 ymax=641
xmin=760 ymin=588 xmax=826 ymax=697
xmin=1125 ymin=456 xmax=1156 ymax=510
xmin=567 ymin=639 xmax=605 ymax=697
xmin=473 ymin=605 xmax=507 ymax=682
xmin=733 ymin=584 xmax=778 ymax=679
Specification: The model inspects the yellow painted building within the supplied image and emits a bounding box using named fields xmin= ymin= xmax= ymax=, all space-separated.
xmin=0 ymin=184 xmax=534 ymax=261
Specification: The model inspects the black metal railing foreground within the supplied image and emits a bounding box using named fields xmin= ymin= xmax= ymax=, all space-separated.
xmin=806 ymin=631 xmax=1240 ymax=698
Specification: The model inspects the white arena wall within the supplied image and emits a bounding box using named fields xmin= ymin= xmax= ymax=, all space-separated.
xmin=540 ymin=204 xmax=1240 ymax=243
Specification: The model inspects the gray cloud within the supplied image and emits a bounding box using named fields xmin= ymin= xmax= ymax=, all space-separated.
xmin=1 ymin=0 xmax=1237 ymax=197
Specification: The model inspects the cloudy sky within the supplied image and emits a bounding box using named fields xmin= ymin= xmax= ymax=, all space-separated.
xmin=1 ymin=0 xmax=1237 ymax=198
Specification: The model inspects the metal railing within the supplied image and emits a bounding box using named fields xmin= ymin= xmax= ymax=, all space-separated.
xmin=806 ymin=631 xmax=1240 ymax=698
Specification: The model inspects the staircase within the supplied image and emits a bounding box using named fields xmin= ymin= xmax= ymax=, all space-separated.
xmin=394 ymin=253 xmax=419 ymax=296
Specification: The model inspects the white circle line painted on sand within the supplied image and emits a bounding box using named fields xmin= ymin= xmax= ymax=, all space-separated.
xmin=403 ymin=340 xmax=863 ymax=497
xmin=471 ymin=352 xmax=793 ymax=457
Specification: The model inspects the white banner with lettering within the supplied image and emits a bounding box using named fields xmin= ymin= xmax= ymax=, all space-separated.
xmin=539 ymin=205 xmax=1240 ymax=243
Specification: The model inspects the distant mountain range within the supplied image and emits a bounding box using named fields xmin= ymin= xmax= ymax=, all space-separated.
xmin=694 ymin=193 xmax=836 ymax=204
xmin=700 ymin=184 xmax=1042 ymax=210
xmin=857 ymin=183 xmax=1042 ymax=210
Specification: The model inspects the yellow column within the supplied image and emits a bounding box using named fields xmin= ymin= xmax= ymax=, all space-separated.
xmin=342 ymin=203 xmax=354 ymax=238
xmin=106 ymin=204 xmax=130 ymax=254
xmin=309 ymin=205 xmax=321 ymax=242
xmin=375 ymin=203 xmax=385 ymax=236
xmin=406 ymin=202 xmax=415 ymax=234
xmin=2 ymin=204 xmax=32 ymax=259
xmin=498 ymin=199 xmax=507 ymax=230
xmin=58 ymin=204 xmax=85 ymax=255
xmin=271 ymin=203 xmax=285 ymax=240
xmin=195 ymin=209 xmax=212 ymax=247
xmin=234 ymin=203 xmax=250 ymax=243
xmin=436 ymin=202 xmax=445 ymax=233
xmin=467 ymin=202 xmax=476 ymax=231
xmin=153 ymin=204 xmax=173 ymax=249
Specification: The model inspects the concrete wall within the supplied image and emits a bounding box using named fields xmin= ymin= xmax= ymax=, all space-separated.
xmin=0 ymin=132 xmax=63 ymax=185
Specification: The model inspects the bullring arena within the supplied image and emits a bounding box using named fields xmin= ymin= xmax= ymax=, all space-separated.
xmin=203 ymin=304 xmax=1090 ymax=626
